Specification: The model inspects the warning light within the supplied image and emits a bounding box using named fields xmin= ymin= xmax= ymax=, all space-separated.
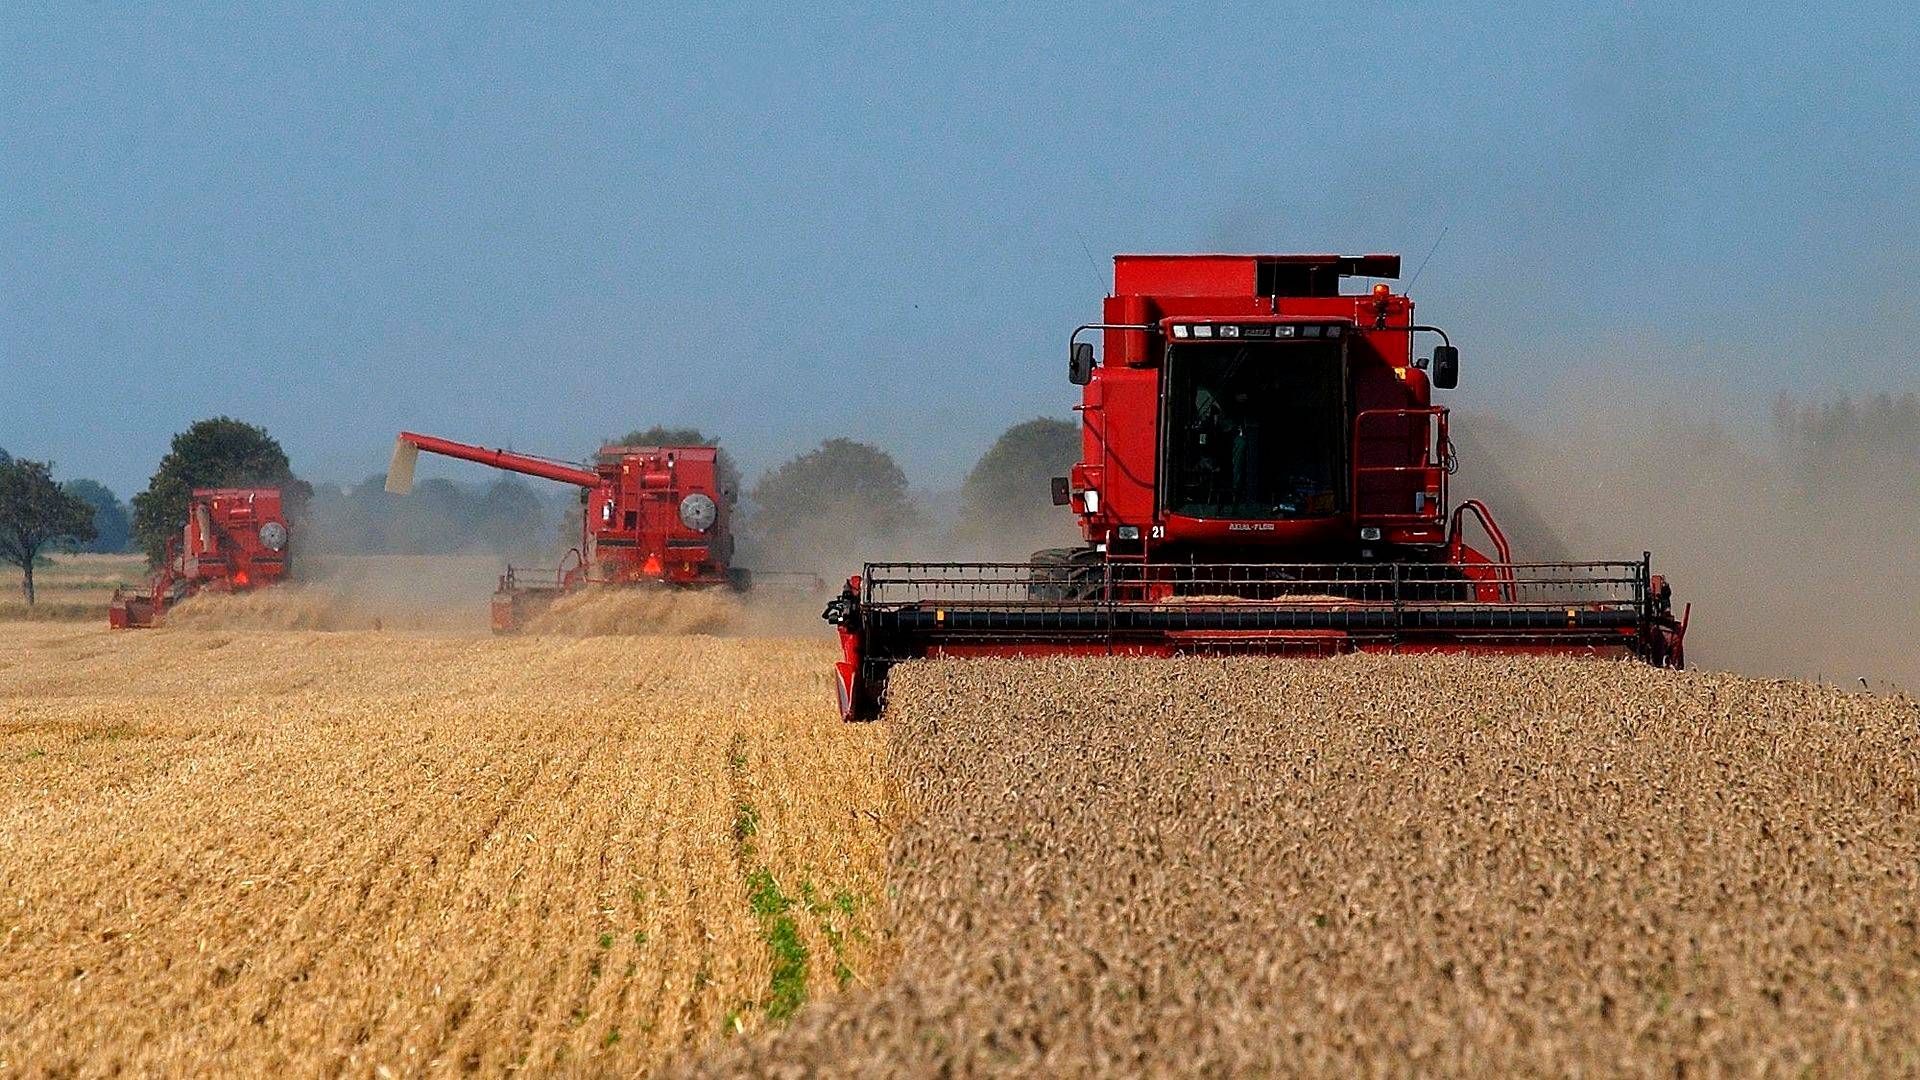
xmin=1372 ymin=283 xmax=1391 ymax=297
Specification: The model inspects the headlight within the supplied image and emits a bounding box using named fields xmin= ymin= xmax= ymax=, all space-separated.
xmin=678 ymin=493 xmax=717 ymax=532
xmin=258 ymin=521 xmax=288 ymax=552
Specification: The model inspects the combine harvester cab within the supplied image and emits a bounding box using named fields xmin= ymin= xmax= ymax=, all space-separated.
xmin=109 ymin=488 xmax=291 ymax=628
xmin=824 ymin=253 xmax=1687 ymax=719
xmin=387 ymin=431 xmax=816 ymax=632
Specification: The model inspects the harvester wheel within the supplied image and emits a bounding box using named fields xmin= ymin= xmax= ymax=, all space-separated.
xmin=1028 ymin=547 xmax=1101 ymax=602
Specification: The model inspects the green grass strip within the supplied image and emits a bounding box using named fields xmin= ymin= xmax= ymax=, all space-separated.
xmin=745 ymin=866 xmax=809 ymax=1022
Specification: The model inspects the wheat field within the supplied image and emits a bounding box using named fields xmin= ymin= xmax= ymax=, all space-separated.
xmin=0 ymin=554 xmax=147 ymax=623
xmin=9 ymin=617 xmax=1920 ymax=1077
xmin=0 ymin=619 xmax=884 ymax=1076
xmin=703 ymin=656 xmax=1920 ymax=1077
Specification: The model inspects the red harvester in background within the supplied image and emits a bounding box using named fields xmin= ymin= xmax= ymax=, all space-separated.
xmin=823 ymin=253 xmax=1689 ymax=719
xmin=386 ymin=432 xmax=776 ymax=632
xmin=108 ymin=488 xmax=292 ymax=628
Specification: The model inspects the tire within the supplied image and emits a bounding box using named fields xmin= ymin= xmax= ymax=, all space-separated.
xmin=1027 ymin=547 xmax=1100 ymax=602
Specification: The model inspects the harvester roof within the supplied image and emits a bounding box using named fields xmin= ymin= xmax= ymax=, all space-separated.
xmin=1114 ymin=253 xmax=1402 ymax=298
xmin=595 ymin=445 xmax=717 ymax=461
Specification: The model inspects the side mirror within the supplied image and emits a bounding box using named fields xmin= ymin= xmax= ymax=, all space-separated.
xmin=1050 ymin=476 xmax=1071 ymax=506
xmin=1069 ymin=342 xmax=1095 ymax=385
xmin=1430 ymin=344 xmax=1459 ymax=390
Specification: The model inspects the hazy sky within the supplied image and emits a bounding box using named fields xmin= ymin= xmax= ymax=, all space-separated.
xmin=5 ymin=4 xmax=1916 ymax=497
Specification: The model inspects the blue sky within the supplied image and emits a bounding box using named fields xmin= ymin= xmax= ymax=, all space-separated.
xmin=4 ymin=4 xmax=1916 ymax=497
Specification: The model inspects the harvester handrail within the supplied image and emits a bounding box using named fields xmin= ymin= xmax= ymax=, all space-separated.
xmin=857 ymin=560 xmax=1653 ymax=614
xmin=863 ymin=559 xmax=1645 ymax=570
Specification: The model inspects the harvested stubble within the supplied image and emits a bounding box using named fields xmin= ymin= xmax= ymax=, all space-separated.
xmin=0 ymin=620 xmax=885 ymax=1076
xmin=693 ymin=655 xmax=1920 ymax=1077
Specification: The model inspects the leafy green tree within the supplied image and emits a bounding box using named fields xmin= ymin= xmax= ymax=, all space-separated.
xmin=309 ymin=474 xmax=555 ymax=557
xmin=0 ymin=458 xmax=98 ymax=605
xmin=131 ymin=418 xmax=312 ymax=565
xmin=602 ymin=426 xmax=741 ymax=496
xmin=747 ymin=438 xmax=918 ymax=566
xmin=955 ymin=417 xmax=1081 ymax=552
xmin=385 ymin=477 xmax=470 ymax=554
xmin=475 ymin=477 xmax=549 ymax=556
xmin=60 ymin=479 xmax=133 ymax=553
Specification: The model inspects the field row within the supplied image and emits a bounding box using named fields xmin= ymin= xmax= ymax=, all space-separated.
xmin=0 ymin=622 xmax=884 ymax=1076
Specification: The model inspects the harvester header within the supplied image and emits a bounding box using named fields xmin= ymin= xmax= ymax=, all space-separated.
xmin=823 ymin=252 xmax=1687 ymax=719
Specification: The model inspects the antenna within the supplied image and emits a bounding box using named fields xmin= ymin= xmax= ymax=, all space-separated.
xmin=1406 ymin=225 xmax=1449 ymax=289
xmin=1071 ymin=227 xmax=1103 ymax=291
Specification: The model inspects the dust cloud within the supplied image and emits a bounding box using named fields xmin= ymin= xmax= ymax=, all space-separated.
xmin=165 ymin=587 xmax=380 ymax=632
xmin=268 ymin=478 xmax=570 ymax=633
xmin=184 ymin=554 xmax=508 ymax=634
xmin=1450 ymin=385 xmax=1920 ymax=689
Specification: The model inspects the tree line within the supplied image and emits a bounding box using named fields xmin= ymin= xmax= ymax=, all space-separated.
xmin=0 ymin=414 xmax=1083 ymax=603
xmin=9 ymin=391 xmax=1918 ymax=605
xmin=0 ymin=446 xmax=133 ymax=555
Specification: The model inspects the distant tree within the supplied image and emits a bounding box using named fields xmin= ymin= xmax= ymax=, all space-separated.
xmin=749 ymin=438 xmax=918 ymax=549
xmin=474 ymin=477 xmax=550 ymax=556
xmin=60 ymin=479 xmax=133 ymax=553
xmin=310 ymin=473 xmax=555 ymax=557
xmin=603 ymin=426 xmax=741 ymax=496
xmin=385 ymin=477 xmax=469 ymax=554
xmin=131 ymin=418 xmax=312 ymax=564
xmin=1772 ymin=392 xmax=1920 ymax=507
xmin=305 ymin=481 xmax=374 ymax=553
xmin=0 ymin=458 xmax=97 ymax=605
xmin=955 ymin=417 xmax=1081 ymax=550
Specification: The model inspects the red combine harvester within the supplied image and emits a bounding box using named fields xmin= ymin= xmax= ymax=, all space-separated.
xmin=108 ymin=488 xmax=291 ymax=628
xmin=823 ymin=253 xmax=1688 ymax=719
xmin=386 ymin=432 xmax=755 ymax=631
